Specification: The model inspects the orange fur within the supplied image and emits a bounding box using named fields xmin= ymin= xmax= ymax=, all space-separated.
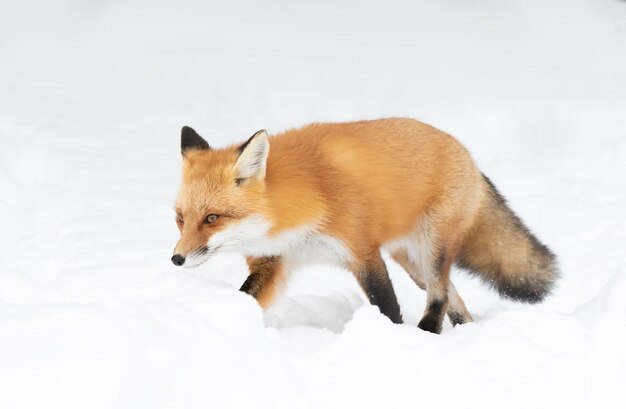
xmin=268 ymin=119 xmax=480 ymax=250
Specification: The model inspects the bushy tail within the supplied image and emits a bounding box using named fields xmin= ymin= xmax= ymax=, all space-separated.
xmin=456 ymin=175 xmax=558 ymax=303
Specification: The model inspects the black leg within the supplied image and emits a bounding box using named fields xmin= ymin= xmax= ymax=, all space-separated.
xmin=239 ymin=272 xmax=264 ymax=295
xmin=418 ymin=298 xmax=448 ymax=333
xmin=417 ymin=251 xmax=450 ymax=334
xmin=240 ymin=256 xmax=284 ymax=308
xmin=352 ymin=253 xmax=403 ymax=324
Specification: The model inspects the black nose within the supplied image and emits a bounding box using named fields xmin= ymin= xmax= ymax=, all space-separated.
xmin=171 ymin=254 xmax=185 ymax=266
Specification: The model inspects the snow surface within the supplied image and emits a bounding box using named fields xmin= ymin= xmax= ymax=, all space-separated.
xmin=1 ymin=0 xmax=626 ymax=408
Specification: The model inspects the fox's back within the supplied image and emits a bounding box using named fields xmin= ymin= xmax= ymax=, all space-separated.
xmin=264 ymin=118 xmax=483 ymax=245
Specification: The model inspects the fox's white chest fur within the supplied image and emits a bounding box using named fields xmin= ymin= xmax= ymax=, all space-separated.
xmin=208 ymin=216 xmax=353 ymax=265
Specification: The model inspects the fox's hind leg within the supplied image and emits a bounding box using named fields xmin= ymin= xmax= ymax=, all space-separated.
xmin=388 ymin=215 xmax=470 ymax=333
xmin=391 ymin=249 xmax=472 ymax=327
xmin=390 ymin=248 xmax=427 ymax=290
xmin=446 ymin=282 xmax=472 ymax=326
xmin=349 ymin=250 xmax=403 ymax=324
xmin=240 ymin=256 xmax=291 ymax=308
xmin=415 ymin=246 xmax=451 ymax=334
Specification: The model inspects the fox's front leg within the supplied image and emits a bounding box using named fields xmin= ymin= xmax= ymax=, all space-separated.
xmin=240 ymin=256 xmax=289 ymax=308
xmin=349 ymin=251 xmax=403 ymax=324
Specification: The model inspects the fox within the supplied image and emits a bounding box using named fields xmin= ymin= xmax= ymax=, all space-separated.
xmin=171 ymin=118 xmax=558 ymax=333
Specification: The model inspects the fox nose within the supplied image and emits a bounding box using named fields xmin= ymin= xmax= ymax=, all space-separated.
xmin=171 ymin=254 xmax=185 ymax=266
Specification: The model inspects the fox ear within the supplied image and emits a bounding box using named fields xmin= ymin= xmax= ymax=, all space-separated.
xmin=233 ymin=129 xmax=269 ymax=184
xmin=181 ymin=126 xmax=210 ymax=155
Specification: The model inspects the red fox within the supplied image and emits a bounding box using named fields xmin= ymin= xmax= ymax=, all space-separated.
xmin=171 ymin=118 xmax=558 ymax=333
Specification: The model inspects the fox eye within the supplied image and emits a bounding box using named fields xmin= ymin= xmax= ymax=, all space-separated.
xmin=205 ymin=214 xmax=220 ymax=224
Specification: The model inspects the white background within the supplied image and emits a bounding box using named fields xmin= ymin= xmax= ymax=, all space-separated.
xmin=1 ymin=0 xmax=625 ymax=408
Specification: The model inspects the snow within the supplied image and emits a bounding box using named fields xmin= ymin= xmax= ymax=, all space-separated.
xmin=1 ymin=0 xmax=626 ymax=408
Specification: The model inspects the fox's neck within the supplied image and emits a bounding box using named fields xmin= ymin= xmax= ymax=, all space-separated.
xmin=262 ymin=164 xmax=327 ymax=236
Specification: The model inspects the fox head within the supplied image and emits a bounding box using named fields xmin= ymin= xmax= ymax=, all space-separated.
xmin=171 ymin=126 xmax=271 ymax=268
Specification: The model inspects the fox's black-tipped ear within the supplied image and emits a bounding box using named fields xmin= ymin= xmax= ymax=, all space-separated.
xmin=233 ymin=129 xmax=269 ymax=183
xmin=181 ymin=126 xmax=210 ymax=155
